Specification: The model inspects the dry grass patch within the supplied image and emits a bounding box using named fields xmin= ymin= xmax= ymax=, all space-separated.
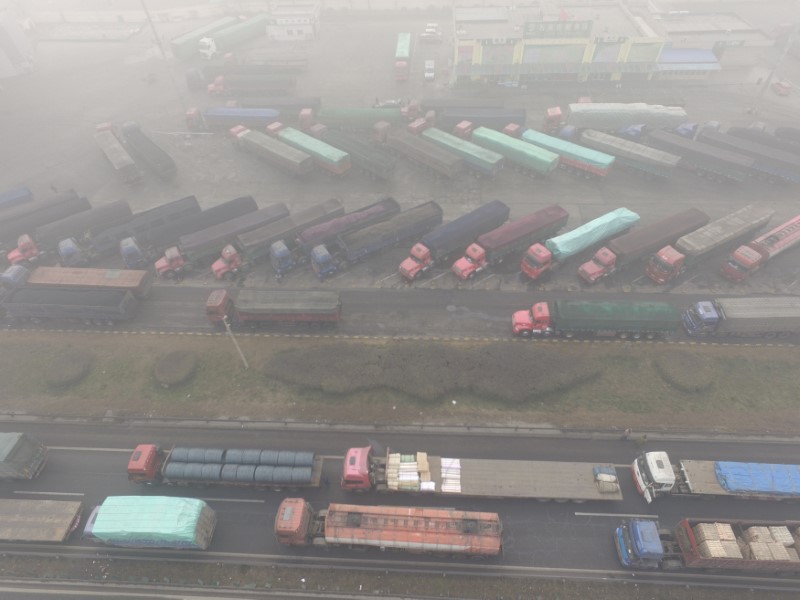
xmin=45 ymin=350 xmax=95 ymax=389
xmin=154 ymin=350 xmax=198 ymax=388
xmin=653 ymin=351 xmax=714 ymax=394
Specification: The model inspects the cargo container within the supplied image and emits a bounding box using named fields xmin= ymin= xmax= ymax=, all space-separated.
xmin=385 ymin=130 xmax=464 ymax=178
xmin=579 ymin=209 xmax=709 ymax=284
xmin=543 ymin=103 xmax=687 ymax=134
xmin=0 ymin=186 xmax=33 ymax=212
xmin=155 ymin=201 xmax=289 ymax=278
xmin=170 ymin=16 xmax=238 ymax=60
xmin=394 ymin=32 xmax=412 ymax=81
xmin=296 ymin=197 xmax=401 ymax=253
xmin=436 ymin=107 xmax=527 ymax=131
xmin=721 ymin=214 xmax=800 ymax=282
xmin=617 ymin=518 xmax=800 ymax=572
xmin=319 ymin=129 xmax=396 ymax=180
xmin=94 ymin=129 xmax=141 ymax=184
xmin=25 ymin=266 xmax=153 ymax=299
xmin=311 ymin=202 xmax=443 ymax=280
xmin=128 ymin=443 xmax=324 ymax=487
xmin=277 ymin=498 xmax=502 ymax=556
xmin=421 ymin=127 xmax=504 ymax=176
xmin=316 ymin=107 xmax=407 ymax=130
xmin=521 ymin=129 xmax=615 ymax=178
xmin=0 ymin=432 xmax=47 ymax=480
xmin=83 ymin=496 xmax=216 ymax=550
xmin=452 ymin=205 xmax=568 ymax=280
xmin=522 ymin=208 xmax=639 ymax=281
xmin=186 ymin=107 xmax=280 ymax=131
xmin=576 ymin=129 xmax=680 ymax=179
xmin=682 ymin=296 xmax=800 ymax=338
xmin=0 ymin=191 xmax=91 ymax=247
xmin=213 ymin=199 xmax=344 ymax=279
xmin=697 ymin=128 xmax=800 ymax=183
xmin=399 ymin=200 xmax=510 ymax=281
xmin=230 ymin=126 xmax=314 ymax=176
xmin=647 ymin=205 xmax=775 ymax=285
xmin=633 ymin=450 xmax=800 ymax=503
xmin=0 ymin=499 xmax=82 ymax=543
xmin=471 ymin=127 xmax=559 ymax=176
xmin=119 ymin=122 xmax=176 ymax=181
xmin=342 ymin=445 xmax=622 ymax=502
xmin=197 ymin=13 xmax=269 ymax=60
xmin=2 ymin=287 xmax=137 ymax=325
xmin=644 ymin=130 xmax=754 ymax=183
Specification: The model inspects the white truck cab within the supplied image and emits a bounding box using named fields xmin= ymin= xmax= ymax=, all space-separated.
xmin=631 ymin=451 xmax=675 ymax=504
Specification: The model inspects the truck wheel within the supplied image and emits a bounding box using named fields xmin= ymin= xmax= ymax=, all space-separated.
xmin=164 ymin=271 xmax=177 ymax=280
xmin=519 ymin=330 xmax=531 ymax=338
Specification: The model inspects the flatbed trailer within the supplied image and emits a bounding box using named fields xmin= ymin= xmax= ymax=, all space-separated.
xmin=578 ymin=129 xmax=680 ymax=179
xmin=25 ymin=266 xmax=153 ymax=299
xmin=682 ymin=296 xmax=800 ymax=337
xmin=385 ymin=130 xmax=464 ymax=178
xmin=342 ymin=446 xmax=622 ymax=502
xmin=0 ymin=499 xmax=83 ymax=543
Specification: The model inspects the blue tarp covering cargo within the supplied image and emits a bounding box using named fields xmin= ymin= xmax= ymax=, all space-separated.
xmin=715 ymin=462 xmax=800 ymax=496
xmin=545 ymin=208 xmax=640 ymax=262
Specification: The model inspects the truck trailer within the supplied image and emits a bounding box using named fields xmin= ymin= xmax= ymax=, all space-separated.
xmin=471 ymin=127 xmax=559 ymax=176
xmin=341 ymin=446 xmax=622 ymax=502
xmin=681 ymin=296 xmax=800 ymax=338
xmin=186 ymin=107 xmax=280 ymax=131
xmin=170 ymin=16 xmax=238 ymax=60
xmin=212 ymin=199 xmax=345 ymax=279
xmin=2 ymin=287 xmax=138 ymax=326
xmin=94 ymin=128 xmax=141 ymax=184
xmin=452 ymin=205 xmax=569 ymax=280
xmin=197 ymin=13 xmax=269 ymax=60
xmin=521 ymin=129 xmax=615 ymax=178
xmin=543 ymin=103 xmax=687 ymax=134
xmin=721 ymin=214 xmax=800 ymax=282
xmin=512 ymin=299 xmax=681 ymax=339
xmin=644 ymin=130 xmax=754 ymax=183
xmin=576 ymin=129 xmax=680 ymax=179
xmin=0 ymin=191 xmax=91 ymax=248
xmin=128 ymin=443 xmax=324 ymax=488
xmin=0 ymin=186 xmax=33 ymax=212
xmin=311 ymin=202 xmax=443 ymax=280
xmin=633 ymin=450 xmax=800 ymax=503
xmin=436 ymin=107 xmax=526 ymax=132
xmin=230 ymin=126 xmax=314 ymax=176
xmin=276 ymin=126 xmax=351 ymax=175
xmin=24 ymin=266 xmax=153 ymax=299
xmin=521 ymin=208 xmax=639 ymax=281
xmin=647 ymin=205 xmax=775 ymax=285
xmin=83 ymin=496 xmax=216 ymax=550
xmin=0 ymin=432 xmax=47 ymax=480
xmin=0 ymin=499 xmax=82 ymax=543
xmin=205 ymin=289 xmax=341 ymax=329
xmin=385 ymin=130 xmax=464 ymax=178
xmin=579 ymin=209 xmax=709 ymax=284
xmin=616 ymin=517 xmax=800 ymax=572
xmin=399 ymin=200 xmax=510 ymax=281
xmin=119 ymin=122 xmax=176 ymax=181
xmin=421 ymin=127 xmax=504 ymax=177
xmin=696 ymin=128 xmax=800 ymax=183
xmin=319 ymin=129 xmax=397 ymax=180
xmin=727 ymin=126 xmax=800 ymax=157
xmin=276 ymin=498 xmax=503 ymax=557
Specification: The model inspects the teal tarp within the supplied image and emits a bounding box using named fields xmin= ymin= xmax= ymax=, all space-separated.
xmin=546 ymin=208 xmax=639 ymax=262
xmin=522 ymin=129 xmax=615 ymax=170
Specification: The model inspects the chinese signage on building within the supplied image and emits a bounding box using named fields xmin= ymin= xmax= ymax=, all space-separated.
xmin=524 ymin=20 xmax=593 ymax=38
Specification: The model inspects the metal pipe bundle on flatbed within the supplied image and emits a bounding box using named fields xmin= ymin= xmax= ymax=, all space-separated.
xmin=0 ymin=499 xmax=82 ymax=542
xmin=471 ymin=126 xmax=559 ymax=175
xmin=579 ymin=129 xmax=680 ymax=178
xmin=421 ymin=127 xmax=504 ymax=176
xmin=385 ymin=131 xmax=464 ymax=178
xmin=277 ymin=127 xmax=351 ymax=174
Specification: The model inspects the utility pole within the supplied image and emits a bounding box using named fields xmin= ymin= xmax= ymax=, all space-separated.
xmin=138 ymin=0 xmax=187 ymax=111
xmin=222 ymin=315 xmax=249 ymax=370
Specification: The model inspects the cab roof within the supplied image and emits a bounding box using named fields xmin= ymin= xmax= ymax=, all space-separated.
xmin=645 ymin=451 xmax=676 ymax=486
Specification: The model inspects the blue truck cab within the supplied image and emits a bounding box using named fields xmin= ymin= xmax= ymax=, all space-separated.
xmin=310 ymin=244 xmax=336 ymax=280
xmin=0 ymin=265 xmax=30 ymax=294
xmin=269 ymin=240 xmax=295 ymax=277
xmin=615 ymin=519 xmax=664 ymax=569
xmin=58 ymin=238 xmax=90 ymax=267
xmin=682 ymin=300 xmax=719 ymax=336
xmin=120 ymin=237 xmax=147 ymax=269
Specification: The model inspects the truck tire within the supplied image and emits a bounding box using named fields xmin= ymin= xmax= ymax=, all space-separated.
xmin=519 ymin=330 xmax=531 ymax=338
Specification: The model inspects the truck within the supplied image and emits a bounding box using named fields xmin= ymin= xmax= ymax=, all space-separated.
xmin=315 ymin=108 xmax=407 ymax=130
xmin=118 ymin=122 xmax=176 ymax=181
xmin=616 ymin=517 xmax=800 ymax=573
xmin=311 ymin=202 xmax=443 ymax=280
xmin=399 ymin=200 xmax=510 ymax=281
xmin=696 ymin=128 xmax=800 ymax=183
xmin=521 ymin=208 xmax=640 ymax=282
xmin=0 ymin=499 xmax=82 ymax=543
xmin=394 ymin=32 xmax=412 ymax=81
xmin=512 ymin=299 xmax=681 ymax=339
xmin=0 ymin=185 xmax=33 ymax=212
xmin=212 ymin=199 xmax=345 ymax=279
xmin=385 ymin=130 xmax=464 ymax=178
xmin=645 ymin=130 xmax=755 ymax=183
xmin=83 ymin=496 xmax=216 ymax=550
xmin=471 ymin=127 xmax=559 ymax=176
xmin=576 ymin=129 xmax=680 ymax=179
xmin=94 ymin=128 xmax=141 ymax=184
xmin=521 ymin=129 xmax=615 ymax=178
xmin=170 ymin=16 xmax=239 ymax=60
xmin=632 ymin=450 xmax=800 ymax=503
xmin=88 ymin=195 xmax=201 ymax=258
xmin=727 ymin=125 xmax=800 ymax=157
xmin=319 ymin=129 xmax=397 ymax=180
xmin=155 ymin=201 xmax=289 ymax=278
xmin=185 ymin=107 xmax=280 ymax=131
xmin=128 ymin=443 xmax=324 ymax=488
xmin=230 ymin=126 xmax=314 ymax=176
xmin=681 ymin=296 xmax=800 ymax=338
xmin=720 ymin=214 xmax=800 ymax=282
xmin=452 ymin=205 xmax=569 ymax=280
xmin=24 ymin=266 xmax=153 ymax=299
xmin=7 ymin=200 xmax=132 ymax=265
xmin=436 ymin=107 xmax=527 ymax=132
xmin=543 ymin=103 xmax=688 ymax=134
xmin=0 ymin=432 xmax=47 ymax=480
xmin=646 ymin=205 xmax=775 ymax=285
xmin=578 ymin=209 xmax=710 ymax=285
xmin=197 ymin=13 xmax=269 ymax=60
xmin=421 ymin=127 xmax=504 ymax=177
xmin=276 ymin=498 xmax=503 ymax=557
xmin=120 ymin=195 xmax=258 ymax=269
xmin=207 ymin=73 xmax=296 ymax=97
xmin=2 ymin=287 xmax=137 ymax=326
xmin=0 ymin=191 xmax=91 ymax=248
xmin=275 ymin=126 xmax=351 ymax=175
xmin=232 ymin=96 xmax=320 ymax=111
xmin=341 ymin=445 xmax=622 ymax=502
xmin=205 ymin=289 xmax=342 ymax=329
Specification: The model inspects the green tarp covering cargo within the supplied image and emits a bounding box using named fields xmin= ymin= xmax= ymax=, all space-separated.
xmin=471 ymin=127 xmax=558 ymax=175
xmin=521 ymin=129 xmax=615 ymax=174
xmin=421 ymin=128 xmax=504 ymax=176
xmin=546 ymin=208 xmax=640 ymax=262
xmin=277 ymin=127 xmax=351 ymax=174
xmin=554 ymin=300 xmax=681 ymax=334
xmin=83 ymin=496 xmax=216 ymax=549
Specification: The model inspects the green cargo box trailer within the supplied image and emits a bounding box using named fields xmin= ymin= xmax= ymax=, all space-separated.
xmin=471 ymin=127 xmax=558 ymax=175
xmin=421 ymin=128 xmax=504 ymax=177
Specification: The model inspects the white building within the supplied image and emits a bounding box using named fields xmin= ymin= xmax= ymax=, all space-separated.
xmin=267 ymin=3 xmax=320 ymax=42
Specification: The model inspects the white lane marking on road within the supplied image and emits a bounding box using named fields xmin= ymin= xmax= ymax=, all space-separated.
xmin=200 ymin=498 xmax=265 ymax=503
xmin=13 ymin=491 xmax=85 ymax=496
xmin=575 ymin=512 xmax=656 ymax=518
xmin=50 ymin=447 xmax=131 ymax=452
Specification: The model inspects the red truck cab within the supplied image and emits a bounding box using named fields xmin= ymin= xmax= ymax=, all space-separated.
xmin=646 ymin=245 xmax=685 ymax=285
xmin=520 ymin=243 xmax=552 ymax=280
xmin=155 ymin=246 xmax=187 ymax=278
xmin=451 ymin=244 xmax=485 ymax=280
xmin=340 ymin=446 xmax=373 ymax=491
xmin=205 ymin=289 xmax=233 ymax=326
xmin=721 ymin=244 xmax=766 ymax=282
xmin=275 ymin=498 xmax=313 ymax=545
xmin=7 ymin=234 xmax=40 ymax=265
xmin=398 ymin=243 xmax=432 ymax=281
xmin=543 ymin=106 xmax=563 ymax=134
xmin=207 ymin=76 xmax=225 ymax=95
xmin=212 ymin=244 xmax=242 ymax=280
xmin=127 ymin=443 xmax=162 ymax=484
xmin=579 ymin=247 xmax=616 ymax=284
xmin=511 ymin=301 xmax=553 ymax=337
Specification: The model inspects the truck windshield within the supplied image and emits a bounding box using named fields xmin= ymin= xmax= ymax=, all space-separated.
xmin=650 ymin=255 xmax=672 ymax=273
xmin=725 ymin=259 xmax=747 ymax=274
xmin=522 ymin=253 xmax=543 ymax=268
xmin=635 ymin=455 xmax=652 ymax=484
